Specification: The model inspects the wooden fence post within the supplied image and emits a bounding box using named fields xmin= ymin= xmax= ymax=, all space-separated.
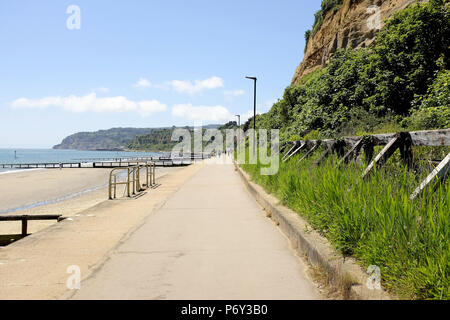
xmin=410 ymin=153 xmax=450 ymax=200
xmin=339 ymin=138 xmax=364 ymax=166
xmin=363 ymin=136 xmax=375 ymax=164
xmin=21 ymin=218 xmax=28 ymax=237
xmin=283 ymin=141 xmax=307 ymax=162
xmin=282 ymin=142 xmax=298 ymax=162
xmin=399 ymin=132 xmax=413 ymax=169
xmin=299 ymin=140 xmax=321 ymax=163
xmin=315 ymin=143 xmax=334 ymax=166
xmin=363 ymin=132 xmax=412 ymax=179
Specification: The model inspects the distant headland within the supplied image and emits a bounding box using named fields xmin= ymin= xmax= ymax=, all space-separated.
xmin=53 ymin=124 xmax=229 ymax=152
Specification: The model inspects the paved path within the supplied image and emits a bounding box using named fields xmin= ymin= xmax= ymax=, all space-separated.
xmin=71 ymin=162 xmax=320 ymax=300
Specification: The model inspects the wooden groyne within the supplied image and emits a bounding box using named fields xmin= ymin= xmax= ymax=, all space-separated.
xmin=0 ymin=154 xmax=211 ymax=170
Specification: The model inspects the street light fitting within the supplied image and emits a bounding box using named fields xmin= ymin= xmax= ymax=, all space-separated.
xmin=245 ymin=76 xmax=257 ymax=156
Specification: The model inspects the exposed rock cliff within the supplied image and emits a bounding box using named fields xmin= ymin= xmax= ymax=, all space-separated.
xmin=291 ymin=0 xmax=421 ymax=85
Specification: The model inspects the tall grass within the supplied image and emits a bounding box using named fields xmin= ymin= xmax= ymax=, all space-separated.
xmin=241 ymin=148 xmax=449 ymax=299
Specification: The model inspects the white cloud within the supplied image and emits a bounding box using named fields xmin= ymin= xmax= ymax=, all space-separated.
xmin=169 ymin=76 xmax=224 ymax=95
xmin=131 ymin=76 xmax=225 ymax=94
xmin=172 ymin=104 xmax=233 ymax=122
xmin=239 ymin=99 xmax=279 ymax=123
xmin=93 ymin=87 xmax=110 ymax=93
xmin=224 ymin=89 xmax=245 ymax=97
xmin=241 ymin=110 xmax=256 ymax=123
xmin=133 ymin=77 xmax=152 ymax=88
xmin=261 ymin=98 xmax=278 ymax=112
xmin=11 ymin=93 xmax=166 ymax=116
xmin=138 ymin=100 xmax=167 ymax=116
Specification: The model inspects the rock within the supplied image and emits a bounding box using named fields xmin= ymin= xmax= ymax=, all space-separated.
xmin=291 ymin=0 xmax=421 ymax=85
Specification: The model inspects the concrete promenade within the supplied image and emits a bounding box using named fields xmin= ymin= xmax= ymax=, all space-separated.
xmin=0 ymin=160 xmax=320 ymax=299
xmin=70 ymin=161 xmax=320 ymax=299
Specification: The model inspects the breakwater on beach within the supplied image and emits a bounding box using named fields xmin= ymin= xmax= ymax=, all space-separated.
xmin=0 ymin=149 xmax=164 ymax=173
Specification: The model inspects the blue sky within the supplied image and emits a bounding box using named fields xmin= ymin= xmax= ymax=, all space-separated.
xmin=0 ymin=0 xmax=321 ymax=148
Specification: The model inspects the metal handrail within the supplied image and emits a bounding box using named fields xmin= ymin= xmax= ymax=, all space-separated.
xmin=109 ymin=162 xmax=156 ymax=199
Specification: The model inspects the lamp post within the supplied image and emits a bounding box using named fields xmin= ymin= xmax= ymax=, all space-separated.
xmin=245 ymin=76 xmax=257 ymax=156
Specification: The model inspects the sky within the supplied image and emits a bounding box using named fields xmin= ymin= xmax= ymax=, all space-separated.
xmin=0 ymin=0 xmax=322 ymax=148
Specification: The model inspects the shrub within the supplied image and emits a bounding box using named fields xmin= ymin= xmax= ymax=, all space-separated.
xmin=304 ymin=29 xmax=312 ymax=52
xmin=257 ymin=0 xmax=449 ymax=144
xmin=311 ymin=0 xmax=344 ymax=35
xmin=406 ymin=69 xmax=450 ymax=129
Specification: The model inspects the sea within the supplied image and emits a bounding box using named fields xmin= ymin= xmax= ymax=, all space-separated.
xmin=0 ymin=148 xmax=165 ymax=174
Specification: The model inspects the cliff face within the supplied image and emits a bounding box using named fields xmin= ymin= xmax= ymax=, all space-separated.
xmin=291 ymin=0 xmax=420 ymax=85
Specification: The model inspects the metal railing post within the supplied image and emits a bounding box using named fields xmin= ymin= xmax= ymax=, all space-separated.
xmin=132 ymin=167 xmax=136 ymax=195
xmin=107 ymin=164 xmax=158 ymax=200
xmin=138 ymin=165 xmax=142 ymax=190
xmin=149 ymin=163 xmax=152 ymax=186
xmin=152 ymin=162 xmax=155 ymax=185
xmin=114 ymin=175 xmax=117 ymax=199
xmin=127 ymin=167 xmax=131 ymax=197
xmin=150 ymin=162 xmax=154 ymax=185
xmin=136 ymin=166 xmax=140 ymax=191
xmin=109 ymin=170 xmax=113 ymax=199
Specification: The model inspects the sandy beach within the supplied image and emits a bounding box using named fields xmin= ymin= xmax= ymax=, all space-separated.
xmin=0 ymin=167 xmax=180 ymax=236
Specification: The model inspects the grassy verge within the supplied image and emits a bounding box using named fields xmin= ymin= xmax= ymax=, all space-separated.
xmin=241 ymin=147 xmax=449 ymax=299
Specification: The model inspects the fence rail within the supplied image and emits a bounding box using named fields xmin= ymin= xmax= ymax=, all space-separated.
xmin=109 ymin=162 xmax=156 ymax=200
xmin=282 ymin=128 xmax=450 ymax=200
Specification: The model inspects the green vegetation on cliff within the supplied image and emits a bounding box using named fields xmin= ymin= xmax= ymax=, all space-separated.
xmin=305 ymin=0 xmax=344 ymax=48
xmin=54 ymin=125 xmax=225 ymax=151
xmin=128 ymin=123 xmax=236 ymax=151
xmin=312 ymin=0 xmax=344 ymax=34
xmin=53 ymin=127 xmax=153 ymax=150
xmin=128 ymin=128 xmax=178 ymax=151
xmin=252 ymin=0 xmax=449 ymax=142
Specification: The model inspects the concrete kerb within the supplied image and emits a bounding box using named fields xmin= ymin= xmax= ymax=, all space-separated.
xmin=234 ymin=162 xmax=391 ymax=300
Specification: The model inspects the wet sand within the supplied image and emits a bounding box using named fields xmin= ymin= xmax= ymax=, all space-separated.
xmin=0 ymin=167 xmax=180 ymax=235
